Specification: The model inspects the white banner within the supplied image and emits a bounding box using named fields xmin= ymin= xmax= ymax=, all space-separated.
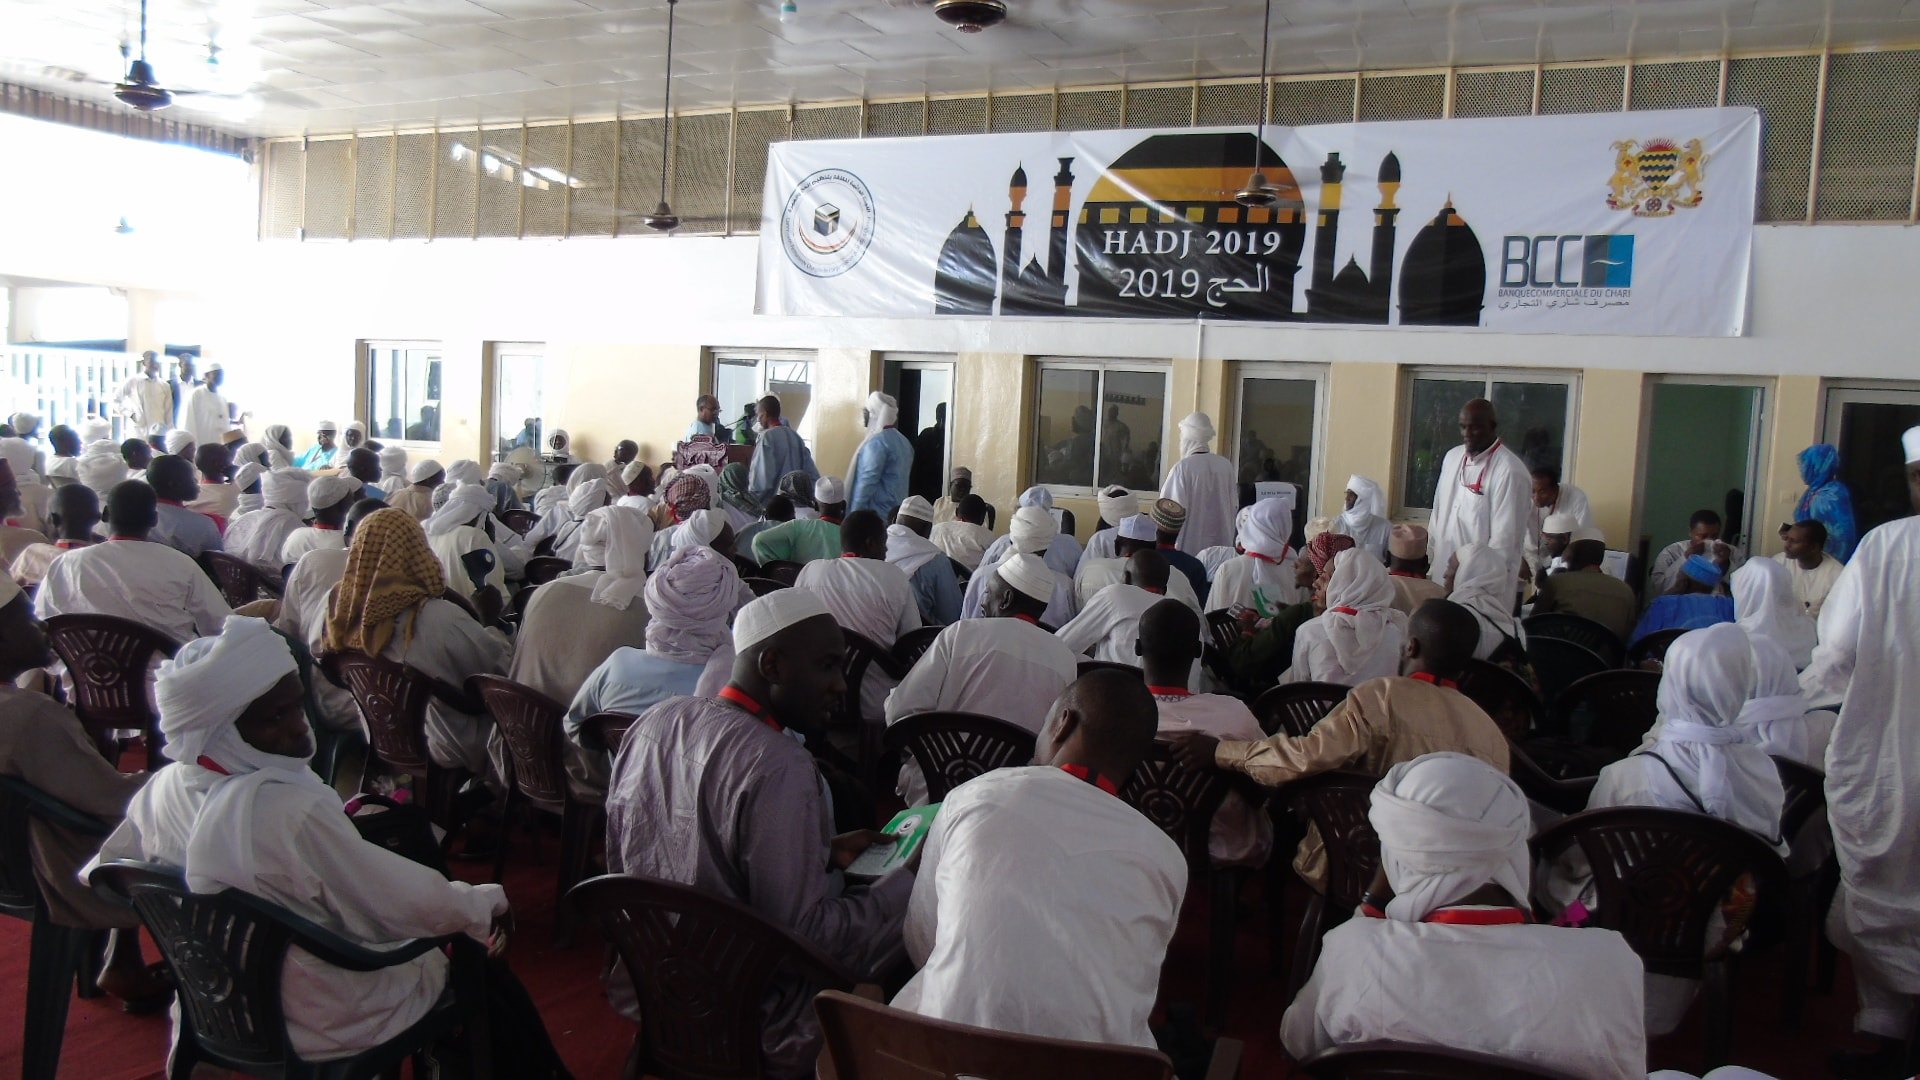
xmin=756 ymin=107 xmax=1759 ymax=337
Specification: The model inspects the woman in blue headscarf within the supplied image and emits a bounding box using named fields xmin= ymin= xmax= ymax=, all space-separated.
xmin=1794 ymin=444 xmax=1858 ymax=562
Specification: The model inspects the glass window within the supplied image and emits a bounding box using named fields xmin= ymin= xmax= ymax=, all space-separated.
xmin=1236 ymin=372 xmax=1322 ymax=548
xmin=365 ymin=342 xmax=444 ymax=444
xmin=1401 ymin=371 xmax=1575 ymax=512
xmin=492 ymin=343 xmax=548 ymax=456
xmin=711 ymin=352 xmax=815 ymax=447
xmin=1031 ymin=361 xmax=1167 ymax=492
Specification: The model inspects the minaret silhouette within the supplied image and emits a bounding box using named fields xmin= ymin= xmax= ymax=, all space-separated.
xmin=1047 ymin=157 xmax=1074 ymax=293
xmin=1001 ymin=165 xmax=1027 ymax=315
xmin=1311 ymin=152 xmax=1346 ymax=302
xmin=1369 ymin=152 xmax=1401 ymax=317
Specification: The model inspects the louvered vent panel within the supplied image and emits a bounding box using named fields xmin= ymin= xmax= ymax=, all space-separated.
xmin=866 ymin=99 xmax=925 ymax=137
xmin=1358 ymin=73 xmax=1443 ymax=121
xmin=432 ymin=129 xmax=478 ymax=238
xmin=729 ymin=109 xmax=787 ymax=234
xmin=261 ymin=140 xmax=303 ymax=239
xmin=520 ymin=123 xmax=569 ymax=237
xmin=1271 ymin=78 xmax=1354 ymax=125
xmin=793 ymin=105 xmax=860 ymax=141
xmin=1057 ymin=88 xmax=1121 ymax=130
xmin=988 ymin=93 xmax=1052 ymax=133
xmin=302 ymin=138 xmax=352 ymax=239
xmin=671 ymin=111 xmax=733 ymax=233
xmin=474 ymin=128 xmax=524 ymax=238
xmin=1196 ymin=82 xmax=1259 ymax=127
xmin=616 ymin=117 xmax=667 ymax=236
xmin=391 ymin=133 xmax=435 ymax=239
xmin=1727 ymin=54 xmax=1817 ymax=222
xmin=1628 ymin=60 xmax=1719 ymax=111
xmin=1452 ymin=69 xmax=1534 ymax=118
xmin=1815 ymin=50 xmax=1920 ymax=221
xmin=1124 ymin=85 xmax=1192 ymax=128
xmin=567 ymin=121 xmax=619 ymax=236
xmin=928 ymin=96 xmax=986 ymax=135
xmin=1540 ymin=65 xmax=1624 ymax=114
xmin=351 ymin=134 xmax=393 ymax=240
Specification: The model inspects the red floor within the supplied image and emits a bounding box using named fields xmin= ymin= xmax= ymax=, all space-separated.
xmin=0 ymin=818 xmax=1860 ymax=1078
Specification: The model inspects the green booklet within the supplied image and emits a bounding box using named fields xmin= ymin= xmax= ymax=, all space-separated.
xmin=845 ymin=803 xmax=941 ymax=880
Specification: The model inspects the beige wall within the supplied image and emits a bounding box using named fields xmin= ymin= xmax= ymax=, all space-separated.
xmin=1761 ymin=375 xmax=1824 ymax=557
xmin=550 ymin=342 xmax=703 ymax=467
xmin=1570 ymin=368 xmax=1646 ymax=552
xmin=1320 ymin=362 xmax=1401 ymax=518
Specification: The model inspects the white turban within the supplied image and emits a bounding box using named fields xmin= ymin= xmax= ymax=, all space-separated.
xmin=234 ymin=442 xmax=268 ymax=468
xmin=81 ymin=418 xmax=113 ymax=443
xmin=1341 ymin=475 xmax=1384 ymax=526
xmin=263 ymin=468 xmax=313 ymax=515
xmin=156 ymin=615 xmax=299 ymax=767
xmin=344 ymin=420 xmax=367 ymax=442
xmin=814 ymin=475 xmax=846 ymax=505
xmin=1016 ymin=485 xmax=1054 ymax=511
xmin=1321 ymin=550 xmax=1408 ymax=674
xmin=734 ymin=588 xmax=833 ymax=652
xmin=533 ymin=485 xmax=566 ymax=517
xmin=425 ymin=482 xmax=494 ymax=537
xmin=671 ymin=507 xmax=726 ymax=555
xmin=996 ymin=552 xmax=1054 ymax=604
xmin=1542 ymin=511 xmax=1579 ymax=535
xmin=164 ymin=429 xmax=195 ymax=456
xmin=9 ymin=412 xmax=40 ymax=436
xmin=567 ymin=477 xmax=609 ymax=518
xmin=306 ymin=474 xmax=361 ymax=512
xmin=1369 ymin=752 xmax=1533 ymax=923
xmin=1905 ymin=425 xmax=1920 ymax=465
xmin=1008 ymin=505 xmax=1058 ymax=555
xmin=647 ymin=543 xmax=739 ymax=662
xmin=1097 ymin=486 xmax=1137 ymax=528
xmin=1240 ymin=492 xmax=1294 ymax=560
xmin=1118 ymin=513 xmax=1157 ymax=542
xmin=569 ymin=505 xmax=652 ymax=609
xmin=897 ymin=495 xmax=935 ymax=523
xmin=1304 ymin=516 xmax=1334 ymax=541
xmin=232 ymin=462 xmax=266 ymax=494
xmin=863 ymin=391 xmax=900 ymax=437
xmin=409 ymin=459 xmax=444 ymax=484
xmin=445 ymin=459 xmax=483 ymax=487
xmin=0 ymin=437 xmax=37 ymax=481
xmin=1731 ymin=557 xmax=1818 ymax=670
xmin=315 ymin=420 xmax=338 ymax=434
xmin=378 ymin=445 xmax=408 ymax=480
xmin=1640 ymin=624 xmax=1786 ymax=843
xmin=622 ymin=460 xmax=651 ymax=488
xmin=1178 ymin=411 xmax=1216 ymax=456
xmin=78 ymin=441 xmax=127 ymax=495
xmin=488 ymin=461 xmax=521 ymax=484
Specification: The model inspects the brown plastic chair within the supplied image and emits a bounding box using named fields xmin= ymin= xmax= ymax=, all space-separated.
xmin=1077 ymin=659 xmax=1143 ymax=680
xmin=835 ymin=630 xmax=907 ymax=791
xmin=204 ymin=550 xmax=284 ymax=608
xmin=1457 ymin=659 xmax=1545 ymax=740
xmin=44 ymin=613 xmax=181 ymax=769
xmin=1300 ymin=1041 xmax=1579 ymax=1079
xmin=1505 ymin=740 xmax=1598 ymax=816
xmin=325 ymin=650 xmax=479 ymax=846
xmin=1549 ymin=670 xmax=1662 ymax=755
xmin=1524 ymin=637 xmax=1610 ymax=709
xmin=760 ymin=560 xmax=805 ymax=586
xmin=1627 ymin=626 xmax=1691 ymax=666
xmin=522 ymin=555 xmax=572 ymax=584
xmin=743 ymin=576 xmax=787 ymax=597
xmin=499 ymin=508 xmax=538 ymax=535
xmin=1253 ymin=681 xmax=1351 ymax=739
xmin=580 ymin=711 xmax=640 ymax=756
xmin=568 ymin=874 xmax=860 ymax=1080
xmin=1531 ymin=806 xmax=1793 ymax=1067
xmin=1118 ymin=742 xmax=1236 ymax=1025
xmin=1523 ymin=612 xmax=1626 ymax=668
xmin=892 ymin=624 xmax=943 ymax=670
xmin=0 ymin=778 xmax=110 ymax=1080
xmin=469 ymin=674 xmax=601 ymax=944
xmin=814 ymin=989 xmax=1188 ymax=1080
xmin=1285 ymin=770 xmax=1383 ymax=1001
xmin=882 ymin=711 xmax=1037 ymax=801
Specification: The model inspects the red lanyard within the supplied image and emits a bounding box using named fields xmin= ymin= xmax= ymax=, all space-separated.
xmin=1407 ymin=671 xmax=1460 ymax=690
xmin=1459 ymin=439 xmax=1503 ymax=495
xmin=158 ymin=498 xmax=184 ymax=507
xmin=1330 ymin=606 xmax=1359 ymax=616
xmin=718 ymin=685 xmax=785 ymax=733
xmin=1389 ymin=570 xmax=1424 ymax=579
xmin=54 ymin=539 xmax=89 ymax=550
xmin=1011 ymin=613 xmax=1040 ymax=625
xmin=1059 ymin=763 xmax=1119 ymax=796
xmin=839 ymin=552 xmax=862 ymax=558
xmin=1141 ymin=585 xmax=1165 ymax=595
xmin=314 ymin=522 xmax=341 ymax=531
xmin=1363 ymin=904 xmax=1528 ymax=925
xmin=1156 ymin=542 xmax=1176 ymax=551
xmin=108 ymin=535 xmax=144 ymax=542
xmin=196 ymin=756 xmax=230 ymax=775
xmin=1146 ymin=685 xmax=1189 ymax=697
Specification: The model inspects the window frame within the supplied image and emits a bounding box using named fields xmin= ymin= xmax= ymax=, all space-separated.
xmin=710 ymin=348 xmax=819 ymax=449
xmin=1395 ymin=367 xmax=1582 ymax=518
xmin=1231 ymin=360 xmax=1329 ymax=519
xmin=359 ymin=339 xmax=446 ymax=453
xmin=1029 ymin=357 xmax=1172 ymax=499
xmin=882 ymin=352 xmax=957 ymax=492
xmin=485 ymin=341 xmax=548 ymax=461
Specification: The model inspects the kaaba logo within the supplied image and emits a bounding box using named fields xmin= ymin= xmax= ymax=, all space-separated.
xmin=781 ymin=168 xmax=876 ymax=278
xmin=1606 ymin=138 xmax=1707 ymax=217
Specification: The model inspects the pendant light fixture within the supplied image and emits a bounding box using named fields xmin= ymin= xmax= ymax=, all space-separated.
xmin=1234 ymin=0 xmax=1279 ymax=208
xmin=642 ymin=0 xmax=680 ymax=232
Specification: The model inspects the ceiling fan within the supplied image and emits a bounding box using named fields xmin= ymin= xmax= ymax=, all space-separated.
xmin=29 ymin=0 xmax=238 ymax=112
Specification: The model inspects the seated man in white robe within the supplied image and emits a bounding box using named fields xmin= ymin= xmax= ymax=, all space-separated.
xmin=605 ymin=590 xmax=913 ymax=1078
xmin=964 ymin=488 xmax=1083 ymax=598
xmin=84 ymin=616 xmax=564 ymax=1073
xmin=511 ymin=505 xmax=654 ymax=720
xmin=1074 ymin=513 xmax=1202 ymax=614
xmin=1281 ymin=549 xmax=1410 ymax=687
xmin=145 ymin=455 xmax=223 ymax=560
xmin=884 ymin=553 xmax=1078 ymax=804
xmin=1330 ymin=474 xmax=1390 ymax=561
xmin=280 ymin=474 xmax=359 ymax=568
xmin=422 ymin=481 xmax=509 ymax=596
xmin=1137 ymin=598 xmax=1271 ymax=867
xmin=1206 ymin=494 xmax=1301 ymax=617
xmin=225 ymin=468 xmax=312 ymax=575
xmin=892 ymin=668 xmax=1185 ymax=1047
xmin=794 ymin=509 xmax=922 ymax=724
xmin=36 ymin=479 xmax=231 ymax=643
xmin=1649 ymin=509 xmax=1746 ymax=597
xmin=929 ymin=493 xmax=994 ymax=572
xmin=1525 ymin=463 xmax=1592 ymax=580
xmin=1056 ymin=550 xmax=1173 ymax=666
xmin=277 ymin=498 xmax=384 ymax=735
xmin=1773 ymin=520 xmax=1843 ymax=618
xmin=1084 ymin=485 xmax=1137 ymax=562
xmin=1283 ymin=752 xmax=1646 ymax=1079
xmin=885 ymin=496 xmax=962 ymax=625
xmin=9 ymin=482 xmax=97 ymax=588
xmin=388 ymin=460 xmax=440 ymax=522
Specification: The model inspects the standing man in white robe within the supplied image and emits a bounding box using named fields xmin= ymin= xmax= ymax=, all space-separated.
xmin=36 ymin=480 xmax=230 ymax=643
xmin=1798 ymin=425 xmax=1920 ymax=1076
xmin=794 ymin=509 xmax=922 ymax=723
xmin=1160 ymin=411 xmax=1236 ymax=555
xmin=1056 ymin=550 xmax=1173 ymax=666
xmin=182 ymin=364 xmax=232 ymax=450
xmin=847 ymin=391 xmax=914 ymax=522
xmin=746 ymin=395 xmax=818 ymax=505
xmin=115 ymin=353 xmax=172 ymax=436
xmin=884 ymin=553 xmax=1079 ymax=804
xmin=891 ymin=668 xmax=1185 ymax=1048
xmin=1427 ymin=398 xmax=1531 ymax=586
xmin=1332 ymin=474 xmax=1391 ymax=561
xmin=1283 ymin=753 xmax=1646 ymax=1079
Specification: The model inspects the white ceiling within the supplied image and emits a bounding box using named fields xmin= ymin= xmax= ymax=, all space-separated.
xmin=2 ymin=0 xmax=1918 ymax=138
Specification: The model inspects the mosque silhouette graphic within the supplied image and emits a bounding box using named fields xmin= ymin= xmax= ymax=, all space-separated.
xmin=932 ymin=131 xmax=1485 ymax=325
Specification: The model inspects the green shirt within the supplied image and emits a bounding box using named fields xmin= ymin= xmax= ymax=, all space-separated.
xmin=750 ymin=517 xmax=843 ymax=566
xmin=1226 ymin=601 xmax=1317 ymax=694
xmin=1531 ymin=569 xmax=1638 ymax=644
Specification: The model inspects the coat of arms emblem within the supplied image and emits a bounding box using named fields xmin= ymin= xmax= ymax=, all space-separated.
xmin=1606 ymin=138 xmax=1708 ymax=217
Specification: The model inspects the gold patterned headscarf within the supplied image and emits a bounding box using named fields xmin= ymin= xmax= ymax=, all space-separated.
xmin=323 ymin=508 xmax=446 ymax=657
